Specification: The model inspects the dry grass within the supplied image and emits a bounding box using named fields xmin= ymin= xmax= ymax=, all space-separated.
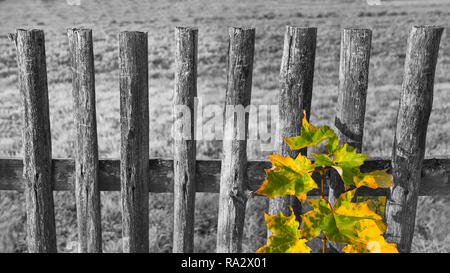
xmin=0 ymin=0 xmax=449 ymax=252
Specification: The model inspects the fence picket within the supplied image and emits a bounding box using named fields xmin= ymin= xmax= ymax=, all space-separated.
xmin=13 ymin=29 xmax=57 ymax=253
xmin=384 ymin=25 xmax=444 ymax=253
xmin=119 ymin=31 xmax=150 ymax=253
xmin=67 ymin=28 xmax=102 ymax=253
xmin=216 ymin=27 xmax=255 ymax=253
xmin=328 ymin=27 xmax=372 ymax=206
xmin=173 ymin=27 xmax=198 ymax=253
xmin=268 ymin=26 xmax=316 ymax=235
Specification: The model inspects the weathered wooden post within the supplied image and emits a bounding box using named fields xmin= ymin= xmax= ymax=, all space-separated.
xmin=68 ymin=28 xmax=102 ymax=253
xmin=268 ymin=26 xmax=316 ymax=233
xmin=173 ymin=27 xmax=197 ymax=253
xmin=13 ymin=29 xmax=57 ymax=253
xmin=328 ymin=27 xmax=372 ymax=206
xmin=216 ymin=27 xmax=255 ymax=253
xmin=119 ymin=31 xmax=150 ymax=253
xmin=384 ymin=25 xmax=443 ymax=253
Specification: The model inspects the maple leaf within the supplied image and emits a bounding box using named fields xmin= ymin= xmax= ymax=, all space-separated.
xmin=320 ymin=144 xmax=393 ymax=190
xmin=356 ymin=196 xmax=387 ymax=218
xmin=302 ymin=189 xmax=388 ymax=247
xmin=257 ymin=208 xmax=311 ymax=253
xmin=311 ymin=153 xmax=333 ymax=167
xmin=283 ymin=110 xmax=337 ymax=151
xmin=325 ymin=133 xmax=339 ymax=154
xmin=333 ymin=144 xmax=368 ymax=168
xmin=255 ymin=154 xmax=318 ymax=203
xmin=353 ymin=169 xmax=393 ymax=189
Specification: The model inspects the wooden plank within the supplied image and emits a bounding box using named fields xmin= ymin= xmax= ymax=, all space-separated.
xmin=384 ymin=25 xmax=444 ymax=253
xmin=0 ymin=157 xmax=449 ymax=196
xmin=12 ymin=29 xmax=57 ymax=253
xmin=119 ymin=31 xmax=149 ymax=253
xmin=216 ymin=27 xmax=255 ymax=253
xmin=328 ymin=28 xmax=372 ymax=206
xmin=172 ymin=27 xmax=197 ymax=253
xmin=67 ymin=28 xmax=102 ymax=253
xmin=269 ymin=26 xmax=316 ymax=232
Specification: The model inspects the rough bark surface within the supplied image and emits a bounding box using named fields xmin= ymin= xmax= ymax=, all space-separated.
xmin=384 ymin=25 xmax=443 ymax=253
xmin=268 ymin=26 xmax=316 ymax=234
xmin=13 ymin=29 xmax=57 ymax=253
xmin=325 ymin=28 xmax=372 ymax=252
xmin=173 ymin=27 xmax=197 ymax=253
xmin=119 ymin=31 xmax=149 ymax=253
xmin=68 ymin=28 xmax=102 ymax=253
xmin=328 ymin=28 xmax=372 ymax=206
xmin=216 ymin=27 xmax=255 ymax=253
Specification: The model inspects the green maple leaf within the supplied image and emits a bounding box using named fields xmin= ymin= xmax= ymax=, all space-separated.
xmin=301 ymin=189 xmax=391 ymax=248
xmin=312 ymin=144 xmax=393 ymax=190
xmin=311 ymin=153 xmax=334 ymax=167
xmin=283 ymin=110 xmax=337 ymax=151
xmin=257 ymin=208 xmax=311 ymax=253
xmin=256 ymin=154 xmax=318 ymax=203
xmin=333 ymin=144 xmax=368 ymax=168
xmin=325 ymin=133 xmax=339 ymax=154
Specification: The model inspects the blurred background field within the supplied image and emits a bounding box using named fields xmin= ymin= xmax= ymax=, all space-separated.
xmin=0 ymin=0 xmax=450 ymax=252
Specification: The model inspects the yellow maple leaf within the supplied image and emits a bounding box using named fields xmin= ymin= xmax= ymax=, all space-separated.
xmin=257 ymin=208 xmax=311 ymax=253
xmin=256 ymin=154 xmax=318 ymax=203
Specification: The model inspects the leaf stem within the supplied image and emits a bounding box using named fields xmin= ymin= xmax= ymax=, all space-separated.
xmin=322 ymin=236 xmax=327 ymax=253
xmin=320 ymin=170 xmax=324 ymax=196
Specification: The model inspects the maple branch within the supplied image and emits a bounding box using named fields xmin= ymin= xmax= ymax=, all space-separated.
xmin=320 ymin=170 xmax=324 ymax=195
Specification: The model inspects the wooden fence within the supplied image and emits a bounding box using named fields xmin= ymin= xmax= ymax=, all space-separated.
xmin=0 ymin=25 xmax=449 ymax=253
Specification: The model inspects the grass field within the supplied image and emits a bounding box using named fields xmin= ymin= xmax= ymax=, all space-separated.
xmin=0 ymin=0 xmax=450 ymax=252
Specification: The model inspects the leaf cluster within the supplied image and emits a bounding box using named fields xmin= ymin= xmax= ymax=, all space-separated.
xmin=256 ymin=111 xmax=398 ymax=253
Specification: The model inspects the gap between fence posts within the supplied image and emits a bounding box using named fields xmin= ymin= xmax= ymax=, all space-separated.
xmin=384 ymin=25 xmax=444 ymax=253
xmin=268 ymin=26 xmax=316 ymax=238
xmin=173 ymin=26 xmax=198 ymax=253
xmin=216 ymin=27 xmax=255 ymax=253
xmin=13 ymin=29 xmax=57 ymax=253
xmin=67 ymin=28 xmax=102 ymax=253
xmin=119 ymin=31 xmax=150 ymax=253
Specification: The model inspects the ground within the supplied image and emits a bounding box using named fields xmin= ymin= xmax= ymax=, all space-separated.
xmin=0 ymin=0 xmax=449 ymax=252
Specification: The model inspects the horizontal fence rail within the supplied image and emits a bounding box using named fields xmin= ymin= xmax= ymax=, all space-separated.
xmin=1 ymin=157 xmax=449 ymax=196
xmin=1 ymin=24 xmax=448 ymax=253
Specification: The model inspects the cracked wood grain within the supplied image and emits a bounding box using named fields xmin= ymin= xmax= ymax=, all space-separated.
xmin=173 ymin=27 xmax=197 ymax=253
xmin=268 ymin=26 xmax=316 ymax=236
xmin=14 ymin=29 xmax=57 ymax=253
xmin=68 ymin=28 xmax=102 ymax=253
xmin=384 ymin=25 xmax=443 ymax=253
xmin=216 ymin=27 xmax=255 ymax=253
xmin=328 ymin=27 xmax=372 ymax=206
xmin=119 ymin=31 xmax=149 ymax=253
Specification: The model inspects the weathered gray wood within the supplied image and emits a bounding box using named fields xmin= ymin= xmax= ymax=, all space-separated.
xmin=268 ymin=26 xmax=316 ymax=235
xmin=119 ymin=31 xmax=149 ymax=253
xmin=13 ymin=29 xmax=57 ymax=253
xmin=172 ymin=27 xmax=197 ymax=253
xmin=216 ymin=27 xmax=255 ymax=253
xmin=67 ymin=28 xmax=102 ymax=253
xmin=384 ymin=25 xmax=443 ymax=253
xmin=0 ymin=157 xmax=449 ymax=196
xmin=328 ymin=27 xmax=372 ymax=206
